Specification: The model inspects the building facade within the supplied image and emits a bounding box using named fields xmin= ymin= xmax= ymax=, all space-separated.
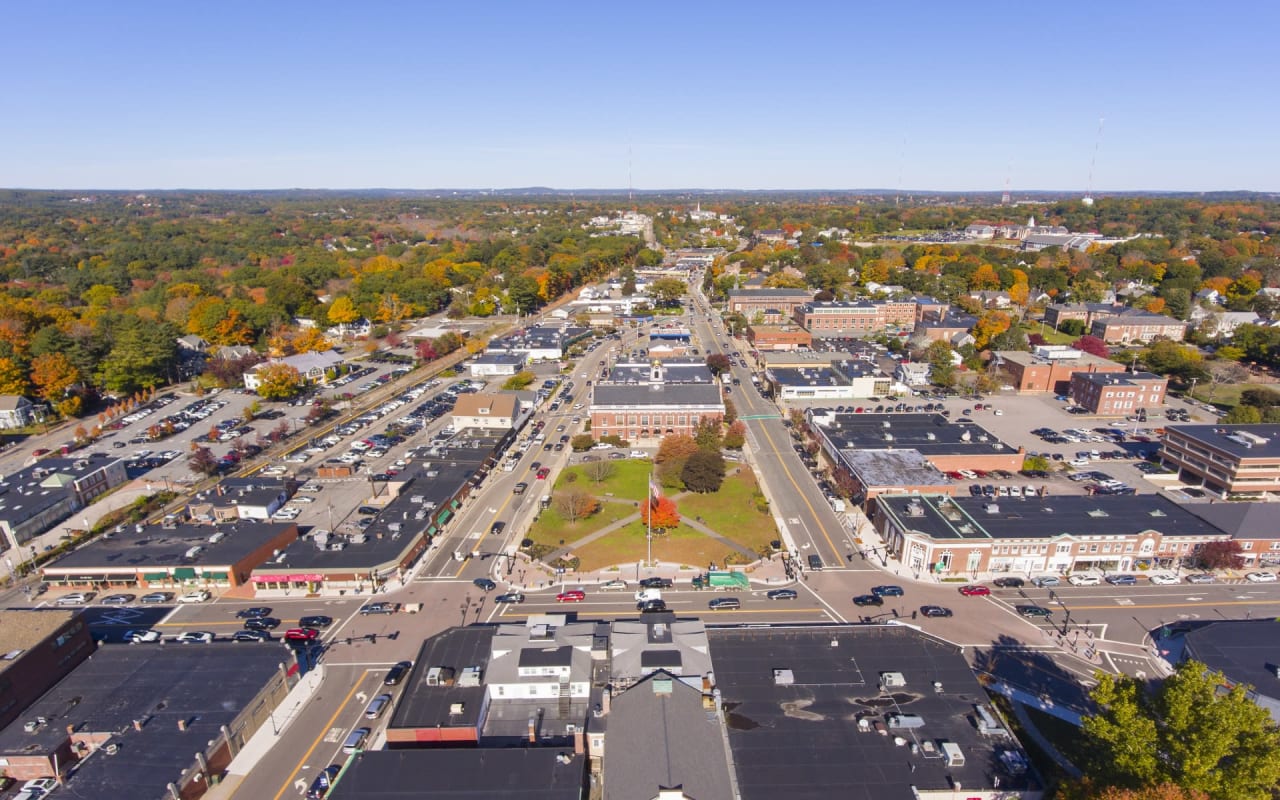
xmin=1160 ymin=425 xmax=1280 ymax=497
xmin=726 ymin=289 xmax=812 ymax=317
xmin=591 ymin=363 xmax=725 ymax=443
xmin=996 ymin=347 xmax=1126 ymax=394
xmin=1069 ymin=371 xmax=1168 ymax=415
xmin=745 ymin=325 xmax=812 ymax=351
xmin=1090 ymin=311 xmax=1188 ymax=344
xmin=794 ymin=300 xmax=917 ymax=335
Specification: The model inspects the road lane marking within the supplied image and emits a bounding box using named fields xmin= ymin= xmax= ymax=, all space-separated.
xmin=754 ymin=421 xmax=842 ymax=562
xmin=265 ymin=669 xmax=371 ymax=800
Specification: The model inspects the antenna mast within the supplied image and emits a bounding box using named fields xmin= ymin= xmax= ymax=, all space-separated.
xmin=1083 ymin=117 xmax=1104 ymax=206
xmin=1002 ymin=160 xmax=1012 ymax=205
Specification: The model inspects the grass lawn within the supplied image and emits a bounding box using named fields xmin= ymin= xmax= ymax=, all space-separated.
xmin=572 ymin=521 xmax=743 ymax=572
xmin=526 ymin=500 xmax=636 ymax=550
xmin=1020 ymin=322 xmax=1076 ymax=346
xmin=1189 ymin=382 xmax=1249 ymax=409
xmin=678 ymin=468 xmax=776 ymax=557
xmin=553 ymin=459 xmax=650 ymax=502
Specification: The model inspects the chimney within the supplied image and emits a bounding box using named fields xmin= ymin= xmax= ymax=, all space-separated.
xmin=133 ymin=719 xmax=144 ymax=731
xmin=177 ymin=719 xmax=187 ymax=732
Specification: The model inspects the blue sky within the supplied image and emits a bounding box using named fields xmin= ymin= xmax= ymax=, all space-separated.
xmin=2 ymin=1 xmax=1276 ymax=191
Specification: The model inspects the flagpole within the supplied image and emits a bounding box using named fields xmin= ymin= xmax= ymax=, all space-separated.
xmin=646 ymin=465 xmax=653 ymax=568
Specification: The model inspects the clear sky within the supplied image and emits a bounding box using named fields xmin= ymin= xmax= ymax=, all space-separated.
xmin=3 ymin=1 xmax=1276 ymax=192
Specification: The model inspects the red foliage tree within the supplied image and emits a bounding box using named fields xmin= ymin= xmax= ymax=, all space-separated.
xmin=641 ymin=496 xmax=681 ymax=532
xmin=415 ymin=339 xmax=439 ymax=362
xmin=1073 ymin=335 xmax=1111 ymax=358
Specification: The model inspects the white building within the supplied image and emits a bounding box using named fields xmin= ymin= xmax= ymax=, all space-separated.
xmin=467 ymin=353 xmax=527 ymax=378
xmin=451 ymin=392 xmax=520 ymax=431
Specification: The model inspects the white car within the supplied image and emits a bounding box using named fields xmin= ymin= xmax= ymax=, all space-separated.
xmin=291 ymin=496 xmax=316 ymax=504
xmin=1148 ymin=572 xmax=1180 ymax=585
xmin=1245 ymin=572 xmax=1278 ymax=583
xmin=179 ymin=590 xmax=211 ymax=603
xmin=1068 ymin=574 xmax=1102 ymax=586
xmin=175 ymin=631 xmax=215 ymax=644
xmin=126 ymin=629 xmax=162 ymax=643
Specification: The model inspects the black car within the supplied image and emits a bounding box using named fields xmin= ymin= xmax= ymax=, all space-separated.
xmin=383 ymin=661 xmax=412 ymax=686
xmin=236 ymin=606 xmax=272 ymax=618
xmin=920 ymin=605 xmax=953 ymax=618
xmin=1016 ymin=604 xmax=1053 ymax=618
xmin=638 ymin=577 xmax=673 ymax=589
xmin=639 ymin=599 xmax=668 ymax=612
xmin=495 ymin=592 xmax=525 ymax=604
xmin=489 ymin=521 xmax=506 ymax=536
xmin=871 ymin=585 xmax=904 ymax=597
xmin=232 ymin=630 xmax=272 ymax=642
xmin=992 ymin=577 xmax=1025 ymax=588
xmin=244 ymin=616 xmax=281 ymax=631
xmin=306 ymin=765 xmax=342 ymax=800
xmin=356 ymin=506 xmax=380 ymax=516
xmin=766 ymin=589 xmax=798 ymax=600
xmin=473 ymin=578 xmax=497 ymax=592
xmin=299 ymin=615 xmax=333 ymax=628
xmin=853 ymin=594 xmax=884 ymax=607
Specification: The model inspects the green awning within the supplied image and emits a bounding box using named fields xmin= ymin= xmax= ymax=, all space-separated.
xmin=203 ymin=572 xmax=229 ymax=580
xmin=143 ymin=572 xmax=168 ymax=581
xmin=436 ymin=510 xmax=452 ymax=524
xmin=172 ymin=567 xmax=197 ymax=580
xmin=426 ymin=526 xmax=438 ymax=536
xmin=450 ymin=499 xmax=461 ymax=510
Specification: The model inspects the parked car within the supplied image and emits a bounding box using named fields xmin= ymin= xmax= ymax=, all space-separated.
xmin=958 ymin=585 xmax=991 ymax=596
xmin=125 ymin=629 xmax=162 ymax=643
xmin=56 ymin=592 xmax=93 ymax=606
xmin=992 ymin=577 xmax=1025 ymax=589
xmin=306 ymin=765 xmax=342 ymax=799
xmin=175 ymin=631 xmax=215 ymax=644
xmin=599 ymin=580 xmax=628 ymax=591
xmin=100 ymin=593 xmax=137 ymax=605
xmin=638 ymin=577 xmax=673 ymax=589
xmin=1148 ymin=572 xmax=1180 ymax=585
xmin=364 ymin=693 xmax=392 ymax=720
xmin=1105 ymin=574 xmax=1137 ymax=586
xmin=1185 ymin=573 xmax=1216 ymax=584
xmin=1246 ymin=571 xmax=1278 ymax=583
xmin=232 ymin=630 xmax=272 ymax=643
xmin=383 ymin=661 xmax=413 ymax=685
xmin=556 ymin=590 xmax=586 ymax=603
xmin=766 ymin=589 xmax=798 ymax=600
xmin=1068 ymin=574 xmax=1102 ymax=586
xmin=179 ymin=590 xmax=211 ymax=603
xmin=920 ymin=605 xmax=953 ymax=618
xmin=1031 ymin=576 xmax=1060 ymax=587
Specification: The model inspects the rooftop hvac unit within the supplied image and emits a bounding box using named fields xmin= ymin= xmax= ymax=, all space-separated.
xmin=184 ymin=546 xmax=203 ymax=559
xmin=880 ymin=671 xmax=907 ymax=689
xmin=941 ymin=741 xmax=965 ymax=767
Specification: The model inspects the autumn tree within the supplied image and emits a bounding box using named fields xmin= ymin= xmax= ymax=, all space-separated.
xmin=31 ymin=352 xmax=80 ymax=405
xmin=1078 ymin=659 xmax=1280 ymax=800
xmin=502 ymin=371 xmax=535 ymax=390
xmin=656 ymin=433 xmax=699 ymax=464
xmin=1073 ymin=335 xmax=1112 ymax=358
xmin=326 ymin=295 xmax=360 ymax=326
xmin=1196 ymin=540 xmax=1244 ymax=570
xmin=694 ymin=417 xmax=723 ymax=452
xmin=554 ymin=489 xmax=600 ymax=524
xmin=641 ymin=495 xmax=681 ymax=532
xmin=0 ymin=357 xmax=31 ymax=396
xmin=723 ymin=420 xmax=747 ymax=450
xmin=254 ymin=363 xmax=304 ymax=401
xmin=705 ymin=353 xmax=731 ymax=375
xmin=415 ymin=339 xmax=439 ymax=362
xmin=188 ymin=447 xmax=220 ymax=477
xmin=971 ymin=311 xmax=1012 ymax=351
xmin=1059 ymin=782 xmax=1209 ymax=800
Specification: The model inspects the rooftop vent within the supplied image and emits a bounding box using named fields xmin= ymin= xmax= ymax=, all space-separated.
xmin=880 ymin=671 xmax=906 ymax=689
xmin=773 ymin=669 xmax=795 ymax=686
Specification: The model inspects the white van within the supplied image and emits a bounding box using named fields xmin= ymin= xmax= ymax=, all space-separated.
xmin=634 ymin=588 xmax=663 ymax=604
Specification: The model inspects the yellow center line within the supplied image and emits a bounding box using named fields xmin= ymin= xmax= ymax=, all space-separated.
xmin=754 ymin=422 xmax=842 ymax=562
xmin=1068 ymin=598 xmax=1280 ymax=611
xmin=266 ymin=669 xmax=372 ymax=800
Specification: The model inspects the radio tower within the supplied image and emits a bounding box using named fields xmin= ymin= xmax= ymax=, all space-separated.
xmin=1083 ymin=117 xmax=1104 ymax=206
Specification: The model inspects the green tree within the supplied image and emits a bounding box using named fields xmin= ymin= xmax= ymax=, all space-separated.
xmin=1079 ymin=660 xmax=1280 ymax=800
xmin=1221 ymin=405 xmax=1261 ymax=424
xmin=925 ymin=340 xmax=956 ymax=388
xmin=723 ymin=420 xmax=746 ymax=450
xmin=694 ymin=417 xmax=723 ymax=452
xmin=648 ymin=277 xmax=687 ymax=307
xmin=681 ymin=450 xmax=726 ymax=493
xmin=570 ymin=433 xmax=595 ymax=452
xmin=98 ymin=317 xmax=179 ymax=393
xmin=502 ymin=371 xmax=535 ymax=390
xmin=254 ymin=363 xmax=304 ymax=401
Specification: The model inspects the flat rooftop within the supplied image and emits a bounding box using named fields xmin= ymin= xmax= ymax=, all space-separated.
xmin=841 ymin=449 xmax=951 ymax=489
xmin=996 ymin=348 xmax=1122 ymax=369
xmin=388 ymin=626 xmax=495 ymax=732
xmin=876 ymin=493 xmax=1227 ymax=542
xmin=0 ymin=609 xmax=77 ymax=677
xmin=45 ymin=520 xmax=298 ymax=573
xmin=816 ymin=413 xmax=1015 ymax=458
xmin=328 ymin=749 xmax=585 ymax=800
xmin=707 ymin=625 xmax=1036 ymax=800
xmin=1164 ymin=424 xmax=1280 ymax=460
xmin=1183 ymin=620 xmax=1280 ymax=708
xmin=0 ymin=643 xmax=284 ymax=798
xmin=0 ymin=453 xmax=122 ymax=524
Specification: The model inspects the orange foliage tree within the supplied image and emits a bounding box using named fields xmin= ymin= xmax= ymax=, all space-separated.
xmin=642 ymin=496 xmax=681 ymax=532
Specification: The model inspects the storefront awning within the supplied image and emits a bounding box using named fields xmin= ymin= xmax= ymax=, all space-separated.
xmin=426 ymin=526 xmax=438 ymax=536
xmin=450 ymin=499 xmax=461 ymax=510
xmin=142 ymin=572 xmax=168 ymax=581
xmin=203 ymin=571 xmax=229 ymax=580
xmin=251 ymin=573 xmax=324 ymax=583
xmin=172 ymin=567 xmax=197 ymax=580
xmin=437 ymin=510 xmax=452 ymax=524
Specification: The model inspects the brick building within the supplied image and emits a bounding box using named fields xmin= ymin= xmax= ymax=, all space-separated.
xmin=1160 ymin=425 xmax=1280 ymax=497
xmin=0 ymin=610 xmax=94 ymax=732
xmin=1090 ymin=310 xmax=1188 ymax=344
xmin=745 ymin=325 xmax=812 ymax=351
xmin=995 ymin=347 xmax=1126 ymax=394
xmin=1043 ymin=302 xmax=1122 ymax=330
xmin=591 ymin=362 xmax=725 ymax=443
xmin=1069 ymin=371 xmax=1167 ymax=415
xmin=726 ymin=289 xmax=812 ymax=317
xmin=794 ymin=300 xmax=917 ymax=335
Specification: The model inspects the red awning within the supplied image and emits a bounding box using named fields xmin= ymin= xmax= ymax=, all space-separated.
xmin=251 ymin=574 xmax=324 ymax=583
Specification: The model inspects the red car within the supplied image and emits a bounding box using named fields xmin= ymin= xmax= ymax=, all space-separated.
xmin=284 ymin=627 xmax=320 ymax=641
xmin=958 ymin=585 xmax=991 ymax=596
xmin=536 ymin=468 xmax=551 ymax=480
xmin=556 ymin=590 xmax=586 ymax=603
